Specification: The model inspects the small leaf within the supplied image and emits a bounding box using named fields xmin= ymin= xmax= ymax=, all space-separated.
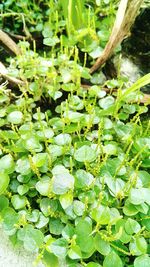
xmin=49 ymin=218 xmax=64 ymax=235
xmin=74 ymin=145 xmax=96 ymax=162
xmin=51 ymin=238 xmax=68 ymax=258
xmin=73 ymin=200 xmax=85 ymax=216
xmin=17 ymin=225 xmax=44 ymax=252
xmin=134 ymin=255 xmax=150 ymax=267
xmin=103 ymin=251 xmax=123 ymax=267
xmin=68 ymin=245 xmax=82 ymax=259
xmin=124 ymin=218 xmax=141 ymax=235
xmin=94 ymin=233 xmax=111 ymax=255
xmin=52 ymin=172 xmax=74 ymax=195
xmin=0 ymin=154 xmax=15 ymax=174
xmin=54 ymin=133 xmax=72 ymax=146
xmin=42 ymin=251 xmax=59 ymax=267
xmin=99 ymin=96 xmax=115 ymax=109
xmin=91 ymin=205 xmax=110 ymax=224
xmin=7 ymin=111 xmax=23 ymax=124
xmin=11 ymin=195 xmax=27 ymax=210
xmin=59 ymin=191 xmax=73 ymax=209
xmin=36 ymin=177 xmax=51 ymax=196
xmin=75 ymin=169 xmax=94 ymax=188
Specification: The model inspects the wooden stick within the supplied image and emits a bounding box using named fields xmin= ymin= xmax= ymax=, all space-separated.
xmin=81 ymin=84 xmax=150 ymax=104
xmin=90 ymin=0 xmax=143 ymax=74
xmin=0 ymin=29 xmax=21 ymax=56
xmin=0 ymin=61 xmax=24 ymax=86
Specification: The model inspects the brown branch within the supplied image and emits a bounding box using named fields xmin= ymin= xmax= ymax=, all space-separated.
xmin=81 ymin=84 xmax=150 ymax=104
xmin=90 ymin=0 xmax=143 ymax=74
xmin=0 ymin=29 xmax=21 ymax=56
xmin=0 ymin=61 xmax=25 ymax=86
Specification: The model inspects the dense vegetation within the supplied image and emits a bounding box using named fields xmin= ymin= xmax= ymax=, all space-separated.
xmin=0 ymin=1 xmax=150 ymax=267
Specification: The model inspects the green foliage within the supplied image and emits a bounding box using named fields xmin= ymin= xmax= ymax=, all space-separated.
xmin=0 ymin=1 xmax=150 ymax=267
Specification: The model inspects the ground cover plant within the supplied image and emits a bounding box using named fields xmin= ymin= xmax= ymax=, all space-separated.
xmin=0 ymin=1 xmax=150 ymax=267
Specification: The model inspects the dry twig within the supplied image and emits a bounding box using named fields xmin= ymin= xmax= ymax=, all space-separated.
xmin=90 ymin=0 xmax=143 ymax=74
xmin=0 ymin=61 xmax=25 ymax=86
xmin=0 ymin=29 xmax=21 ymax=56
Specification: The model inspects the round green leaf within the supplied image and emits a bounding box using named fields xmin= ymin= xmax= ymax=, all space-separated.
xmin=59 ymin=191 xmax=73 ymax=209
xmin=74 ymin=145 xmax=96 ymax=162
xmin=2 ymin=207 xmax=19 ymax=233
xmin=11 ymin=195 xmax=27 ymax=210
xmin=51 ymin=238 xmax=68 ymax=258
xmin=54 ymin=133 xmax=72 ymax=146
xmin=68 ymin=245 xmax=82 ymax=259
xmin=0 ymin=154 xmax=15 ymax=174
xmin=52 ymin=172 xmax=74 ymax=195
xmin=91 ymin=205 xmax=110 ymax=224
xmin=73 ymin=200 xmax=85 ymax=216
xmin=49 ymin=218 xmax=64 ymax=235
xmin=36 ymin=177 xmax=51 ymax=196
xmin=75 ymin=169 xmax=94 ymax=188
xmin=103 ymin=251 xmax=123 ymax=267
xmin=17 ymin=225 xmax=44 ymax=252
xmin=134 ymin=255 xmax=150 ymax=267
xmin=94 ymin=233 xmax=111 ymax=255
xmin=7 ymin=111 xmax=23 ymax=124
xmin=99 ymin=96 xmax=114 ymax=110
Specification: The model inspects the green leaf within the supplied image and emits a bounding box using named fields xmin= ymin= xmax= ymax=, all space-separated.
xmin=94 ymin=233 xmax=111 ymax=255
xmin=54 ymin=133 xmax=72 ymax=146
xmin=68 ymin=245 xmax=82 ymax=259
xmin=91 ymin=205 xmax=110 ymax=224
xmin=103 ymin=251 xmax=123 ymax=267
xmin=17 ymin=225 xmax=44 ymax=252
xmin=32 ymin=153 xmax=48 ymax=167
xmin=0 ymin=154 xmax=15 ymax=174
xmin=124 ymin=218 xmax=141 ymax=235
xmin=75 ymin=169 xmax=94 ymax=188
xmin=75 ymin=219 xmax=92 ymax=237
xmin=40 ymin=198 xmax=58 ymax=217
xmin=134 ymin=255 xmax=150 ymax=267
xmin=52 ymin=171 xmax=74 ymax=195
xmin=73 ymin=200 xmax=85 ymax=216
xmin=120 ymin=73 xmax=150 ymax=102
xmin=62 ymin=224 xmax=75 ymax=240
xmin=42 ymin=251 xmax=59 ymax=267
xmin=17 ymin=184 xmax=29 ymax=195
xmin=27 ymin=210 xmax=39 ymax=223
xmin=86 ymin=263 xmax=102 ymax=267
xmin=129 ymin=188 xmax=150 ymax=205
xmin=129 ymin=237 xmax=147 ymax=255
xmin=0 ymin=173 xmax=10 ymax=195
xmin=0 ymin=195 xmax=9 ymax=211
xmin=49 ymin=218 xmax=64 ymax=235
xmin=35 ymin=213 xmax=49 ymax=228
xmin=36 ymin=177 xmax=51 ymax=196
xmin=74 ymin=145 xmax=96 ymax=162
xmin=7 ymin=111 xmax=23 ymax=124
xmin=76 ymin=235 xmax=95 ymax=254
xmin=11 ymin=195 xmax=27 ymax=210
xmin=15 ymin=157 xmax=31 ymax=175
xmin=59 ymin=191 xmax=73 ymax=209
xmin=99 ymin=96 xmax=114 ymax=110
xmin=2 ymin=207 xmax=19 ymax=233
xmin=23 ymin=136 xmax=42 ymax=152
xmin=51 ymin=238 xmax=68 ymax=258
